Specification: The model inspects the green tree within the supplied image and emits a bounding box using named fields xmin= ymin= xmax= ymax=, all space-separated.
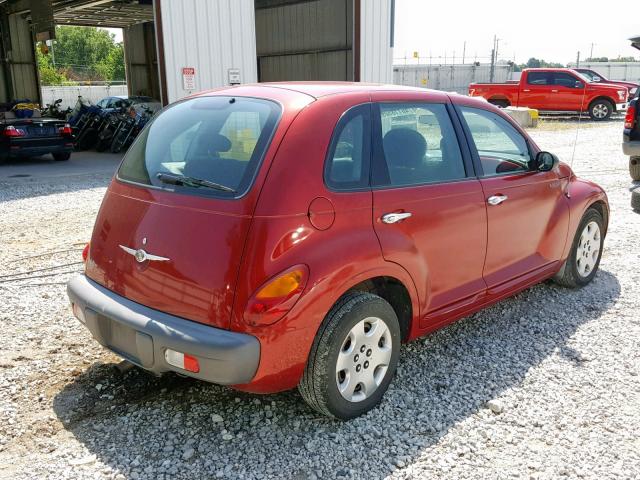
xmin=36 ymin=46 xmax=68 ymax=85
xmin=37 ymin=26 xmax=125 ymax=84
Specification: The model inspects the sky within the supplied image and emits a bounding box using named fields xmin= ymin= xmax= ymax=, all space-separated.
xmin=394 ymin=0 xmax=640 ymax=65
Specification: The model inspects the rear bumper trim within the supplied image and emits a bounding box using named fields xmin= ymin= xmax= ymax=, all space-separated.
xmin=67 ymin=275 xmax=260 ymax=385
xmin=616 ymin=102 xmax=628 ymax=111
xmin=623 ymin=141 xmax=640 ymax=156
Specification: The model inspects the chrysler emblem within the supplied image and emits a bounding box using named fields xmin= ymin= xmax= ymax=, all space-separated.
xmin=119 ymin=245 xmax=170 ymax=263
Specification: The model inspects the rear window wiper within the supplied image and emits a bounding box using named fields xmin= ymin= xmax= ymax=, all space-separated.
xmin=156 ymin=172 xmax=236 ymax=193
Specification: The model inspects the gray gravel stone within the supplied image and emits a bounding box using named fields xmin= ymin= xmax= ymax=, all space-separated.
xmin=1 ymin=121 xmax=639 ymax=479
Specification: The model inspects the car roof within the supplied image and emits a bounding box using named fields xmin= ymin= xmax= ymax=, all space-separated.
xmin=195 ymin=82 xmax=438 ymax=101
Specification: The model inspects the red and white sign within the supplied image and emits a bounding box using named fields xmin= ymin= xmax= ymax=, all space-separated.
xmin=182 ymin=67 xmax=196 ymax=91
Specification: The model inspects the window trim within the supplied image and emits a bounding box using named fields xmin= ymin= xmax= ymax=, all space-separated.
xmin=453 ymin=103 xmax=536 ymax=179
xmin=370 ymin=100 xmax=472 ymax=190
xmin=323 ymin=103 xmax=372 ymax=192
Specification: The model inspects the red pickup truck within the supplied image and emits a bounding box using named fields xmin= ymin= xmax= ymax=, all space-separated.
xmin=469 ymin=68 xmax=628 ymax=120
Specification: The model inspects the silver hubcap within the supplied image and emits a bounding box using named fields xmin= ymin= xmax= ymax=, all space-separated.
xmin=576 ymin=221 xmax=601 ymax=278
xmin=336 ymin=317 xmax=393 ymax=402
xmin=592 ymin=104 xmax=609 ymax=119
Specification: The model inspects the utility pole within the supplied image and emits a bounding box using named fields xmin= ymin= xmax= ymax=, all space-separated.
xmin=462 ymin=41 xmax=466 ymax=64
xmin=589 ymin=43 xmax=595 ymax=60
xmin=489 ymin=35 xmax=496 ymax=82
xmin=576 ymin=51 xmax=581 ymax=68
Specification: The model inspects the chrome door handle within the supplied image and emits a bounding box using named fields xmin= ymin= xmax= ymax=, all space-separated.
xmin=487 ymin=195 xmax=508 ymax=206
xmin=522 ymin=89 xmax=531 ymax=92
xmin=551 ymin=89 xmax=559 ymax=93
xmin=381 ymin=212 xmax=412 ymax=224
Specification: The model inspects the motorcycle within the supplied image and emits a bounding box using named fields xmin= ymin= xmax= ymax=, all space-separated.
xmin=110 ymin=106 xmax=153 ymax=154
xmin=75 ymin=106 xmax=107 ymax=151
xmin=95 ymin=108 xmax=128 ymax=152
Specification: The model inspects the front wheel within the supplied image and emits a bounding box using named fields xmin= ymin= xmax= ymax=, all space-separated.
xmin=553 ymin=208 xmax=604 ymax=288
xmin=588 ymin=99 xmax=613 ymax=120
xmin=299 ymin=292 xmax=401 ymax=420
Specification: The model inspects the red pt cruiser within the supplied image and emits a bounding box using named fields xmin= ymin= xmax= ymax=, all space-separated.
xmin=68 ymin=83 xmax=608 ymax=419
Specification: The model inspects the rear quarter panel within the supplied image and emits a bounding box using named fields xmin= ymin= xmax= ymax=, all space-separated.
xmin=230 ymin=92 xmax=420 ymax=393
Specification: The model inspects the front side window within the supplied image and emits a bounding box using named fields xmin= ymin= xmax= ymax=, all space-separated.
xmin=373 ymin=103 xmax=466 ymax=187
xmin=553 ymin=73 xmax=582 ymax=88
xmin=324 ymin=104 xmax=370 ymax=190
xmin=118 ymin=96 xmax=281 ymax=197
xmin=459 ymin=106 xmax=532 ymax=176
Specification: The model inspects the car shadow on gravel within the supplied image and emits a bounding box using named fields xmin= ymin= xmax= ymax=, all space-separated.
xmin=52 ymin=269 xmax=620 ymax=480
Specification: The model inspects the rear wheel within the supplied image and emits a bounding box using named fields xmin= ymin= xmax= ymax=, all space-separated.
xmin=553 ymin=208 xmax=604 ymax=288
xmin=53 ymin=152 xmax=71 ymax=161
xmin=588 ymin=99 xmax=613 ymax=120
xmin=630 ymin=157 xmax=640 ymax=181
xmin=299 ymin=292 xmax=401 ymax=420
xmin=488 ymin=99 xmax=509 ymax=108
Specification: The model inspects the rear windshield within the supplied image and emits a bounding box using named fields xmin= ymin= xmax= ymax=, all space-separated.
xmin=117 ymin=96 xmax=281 ymax=198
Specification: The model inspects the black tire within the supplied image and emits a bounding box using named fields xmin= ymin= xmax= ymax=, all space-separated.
xmin=632 ymin=187 xmax=640 ymax=212
xmin=489 ymin=99 xmax=509 ymax=109
xmin=111 ymin=132 xmax=128 ymax=153
xmin=95 ymin=134 xmax=113 ymax=152
xmin=53 ymin=152 xmax=71 ymax=161
xmin=588 ymin=99 xmax=613 ymax=120
xmin=553 ymin=208 xmax=604 ymax=288
xmin=299 ymin=292 xmax=401 ymax=420
xmin=77 ymin=129 xmax=97 ymax=150
xmin=630 ymin=157 xmax=640 ymax=182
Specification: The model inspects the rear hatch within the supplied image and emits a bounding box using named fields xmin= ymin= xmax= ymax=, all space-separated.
xmin=85 ymin=95 xmax=282 ymax=330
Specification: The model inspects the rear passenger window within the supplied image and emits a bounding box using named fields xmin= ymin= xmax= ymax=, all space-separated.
xmin=325 ymin=105 xmax=371 ymax=190
xmin=527 ymin=72 xmax=551 ymax=85
xmin=373 ymin=103 xmax=466 ymax=187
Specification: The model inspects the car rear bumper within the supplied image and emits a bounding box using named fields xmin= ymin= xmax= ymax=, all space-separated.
xmin=67 ymin=275 xmax=260 ymax=385
xmin=3 ymin=138 xmax=73 ymax=158
xmin=623 ymin=141 xmax=640 ymax=156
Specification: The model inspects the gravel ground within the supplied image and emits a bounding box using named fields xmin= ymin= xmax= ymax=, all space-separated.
xmin=0 ymin=120 xmax=639 ymax=480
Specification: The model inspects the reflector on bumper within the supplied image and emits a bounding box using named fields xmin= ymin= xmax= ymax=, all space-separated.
xmin=164 ymin=349 xmax=200 ymax=373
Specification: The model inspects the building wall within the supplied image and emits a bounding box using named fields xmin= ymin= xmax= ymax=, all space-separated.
xmin=124 ymin=22 xmax=160 ymax=100
xmin=41 ymin=84 xmax=128 ymax=109
xmin=393 ymin=64 xmax=514 ymax=94
xmin=7 ymin=13 xmax=40 ymax=102
xmin=360 ymin=0 xmax=393 ymax=83
xmin=157 ymin=0 xmax=257 ymax=104
xmin=255 ymin=0 xmax=353 ymax=82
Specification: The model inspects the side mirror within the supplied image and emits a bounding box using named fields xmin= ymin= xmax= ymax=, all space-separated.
xmin=535 ymin=151 xmax=559 ymax=172
xmin=575 ymin=81 xmax=585 ymax=89
xmin=593 ymin=76 xmax=601 ymax=82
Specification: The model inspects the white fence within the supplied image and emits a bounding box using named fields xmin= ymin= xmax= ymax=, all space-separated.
xmin=40 ymin=85 xmax=128 ymax=109
xmin=567 ymin=62 xmax=640 ymax=82
xmin=393 ymin=64 xmax=514 ymax=94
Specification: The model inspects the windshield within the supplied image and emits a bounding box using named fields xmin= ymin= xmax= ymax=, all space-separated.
xmin=117 ymin=96 xmax=281 ymax=198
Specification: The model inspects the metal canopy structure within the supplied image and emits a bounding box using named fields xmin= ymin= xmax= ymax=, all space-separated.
xmin=50 ymin=0 xmax=153 ymax=28
xmin=2 ymin=0 xmax=153 ymax=28
xmin=51 ymin=0 xmax=153 ymax=28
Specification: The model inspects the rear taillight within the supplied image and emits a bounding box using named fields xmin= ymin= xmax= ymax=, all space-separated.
xmin=625 ymin=104 xmax=637 ymax=129
xmin=59 ymin=124 xmax=72 ymax=135
xmin=82 ymin=242 xmax=90 ymax=262
xmin=244 ymin=265 xmax=309 ymax=326
xmin=3 ymin=125 xmax=25 ymax=137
